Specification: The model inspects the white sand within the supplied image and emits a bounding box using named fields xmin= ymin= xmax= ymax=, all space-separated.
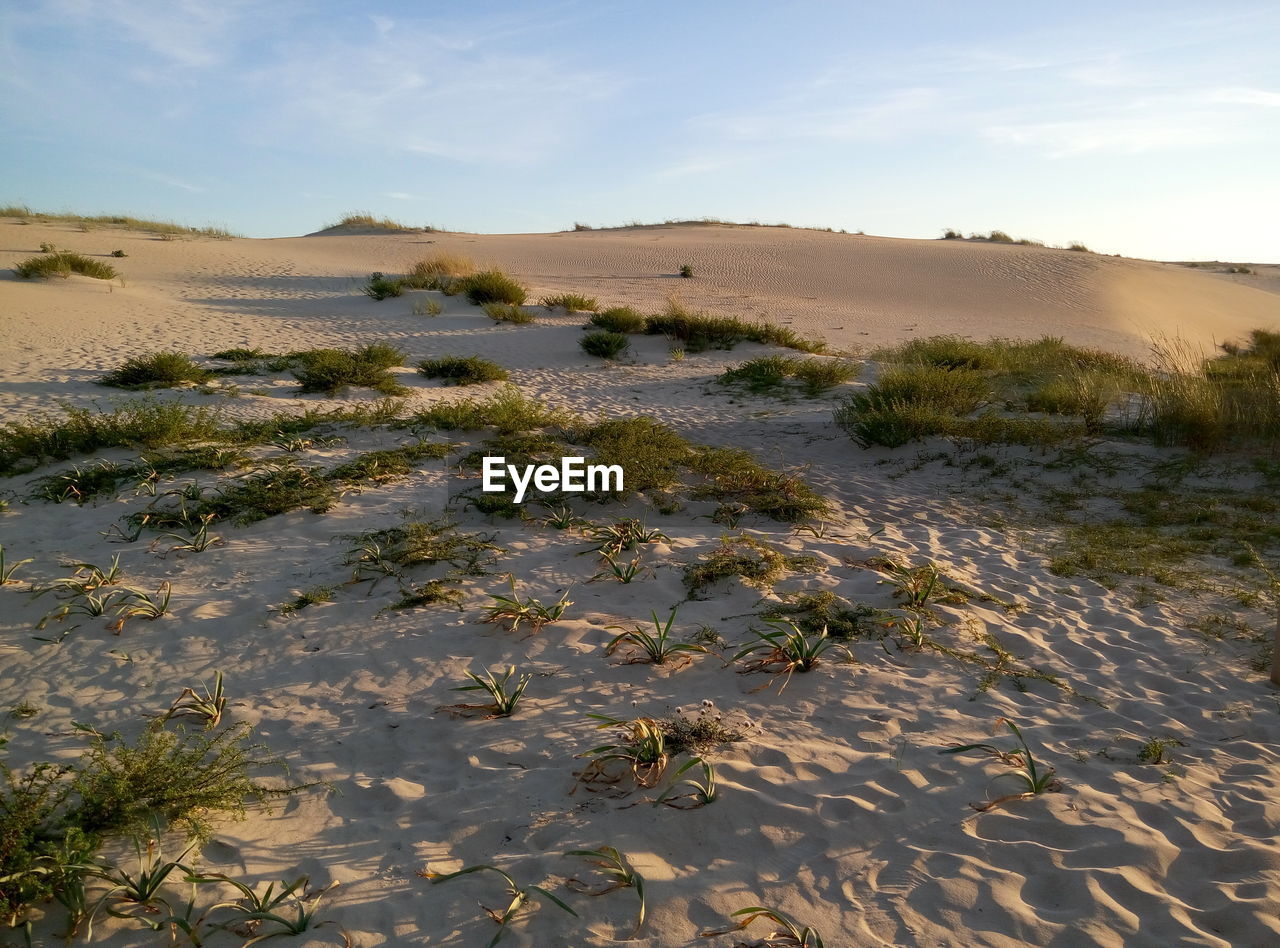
xmin=1 ymin=218 xmax=1278 ymax=946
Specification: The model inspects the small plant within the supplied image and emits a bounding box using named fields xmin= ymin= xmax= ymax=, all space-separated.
xmin=606 ymin=609 xmax=707 ymax=665
xmin=669 ymin=346 xmax=685 ymax=362
xmin=111 ymin=249 xmax=127 ymax=257
xmin=484 ymin=302 xmax=535 ymax=324
xmin=163 ymin=671 xmax=227 ymax=729
xmin=39 ymin=241 xmax=57 ymax=253
xmin=0 ymin=545 xmax=32 ymax=584
xmin=679 ymin=264 xmax=694 ymax=278
xmin=482 ymin=576 xmax=572 ymax=634
xmin=540 ymin=504 xmax=586 ymax=530
xmin=701 ymin=905 xmax=825 ymax=946
xmin=580 ymin=330 xmax=630 ymax=359
xmin=438 ymin=667 xmax=531 ymax=718
xmin=565 ymin=845 xmax=646 ymax=936
xmin=594 ymin=553 xmax=645 ymax=584
xmin=362 ymin=271 xmax=404 ymax=300
xmin=110 ymin=582 xmax=173 ymax=632
xmin=418 ymin=355 xmax=509 ymax=385
xmin=941 ymin=717 xmax=1062 ymax=811
xmin=153 ymin=515 xmax=222 ymax=555
xmin=542 ymin=293 xmax=598 ymax=312
xmin=1137 ymin=736 xmax=1184 ymax=764
xmin=277 ymin=585 xmax=334 ymax=616
xmin=577 ymin=715 xmax=670 ymax=790
xmin=403 ymin=252 xmax=476 ymax=288
xmin=413 ymin=298 xmax=444 ymax=316
xmin=586 ymin=519 xmax=669 ymax=557
xmin=732 ymin=620 xmax=852 ymax=686
xmin=422 ymin=864 xmax=576 ymax=947
xmin=193 ymin=873 xmax=339 ymax=941
xmin=461 ymin=269 xmax=528 ymax=306
xmin=654 ymin=757 xmax=717 ymax=808
xmin=876 ymin=559 xmax=960 ymax=610
xmin=82 ymin=836 xmax=196 ymax=939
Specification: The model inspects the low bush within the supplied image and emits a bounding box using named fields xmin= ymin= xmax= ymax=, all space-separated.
xmin=99 ymin=352 xmax=213 ymax=389
xmin=645 ymin=300 xmax=824 ymax=353
xmin=291 ymin=344 xmax=407 ymax=396
xmin=719 ymin=356 xmax=856 ymax=396
xmin=417 ymin=355 xmax=509 ymax=385
xmin=580 ymin=330 xmax=630 ymax=359
xmin=590 ymin=307 xmax=649 ymax=333
xmin=0 ymin=401 xmax=224 ymax=476
xmin=362 ymin=271 xmax=404 ymax=300
xmin=542 ymin=293 xmax=598 ymax=312
xmin=14 ymin=252 xmax=117 ymax=280
xmin=484 ymin=302 xmax=534 ymax=324
xmin=460 ymin=269 xmax=527 ymax=305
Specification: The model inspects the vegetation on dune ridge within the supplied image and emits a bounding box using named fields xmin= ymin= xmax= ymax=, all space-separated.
xmin=1 ymin=205 xmax=233 ymax=238
xmin=323 ymin=211 xmax=437 ymax=232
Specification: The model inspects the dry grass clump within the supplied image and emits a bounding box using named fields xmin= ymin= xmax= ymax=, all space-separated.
xmin=14 ymin=251 xmax=117 ymax=280
xmin=403 ymin=252 xmax=476 ymax=288
xmin=484 ymin=302 xmax=535 ymax=324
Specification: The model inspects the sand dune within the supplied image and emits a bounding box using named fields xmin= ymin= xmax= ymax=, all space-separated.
xmin=1 ymin=217 xmax=1278 ymax=947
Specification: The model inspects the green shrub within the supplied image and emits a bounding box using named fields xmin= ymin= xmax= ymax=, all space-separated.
xmin=679 ymin=264 xmax=694 ymax=278
xmin=99 ymin=352 xmax=213 ymax=389
xmin=985 ymin=230 xmax=1014 ymax=243
xmin=688 ymin=447 xmax=828 ymax=521
xmin=417 ymin=355 xmax=509 ymax=385
xmin=484 ymin=302 xmax=534 ymax=324
xmin=362 ymin=272 xmax=404 ymax=300
xmin=590 ymin=307 xmax=649 ymax=333
xmin=110 ymin=249 xmax=128 ymax=257
xmin=542 ymin=293 xmax=598 ymax=312
xmin=460 ymin=269 xmax=527 ymax=305
xmin=1068 ymin=242 xmax=1091 ymax=252
xmin=291 ymin=345 xmax=407 ymax=395
xmin=14 ymin=252 xmax=117 ymax=280
xmin=580 ymin=330 xmax=630 ymax=359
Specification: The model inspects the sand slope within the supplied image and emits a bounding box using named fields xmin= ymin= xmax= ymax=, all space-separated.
xmin=1 ymin=219 xmax=1278 ymax=947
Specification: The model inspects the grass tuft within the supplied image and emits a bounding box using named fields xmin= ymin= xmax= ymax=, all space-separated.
xmin=99 ymin=352 xmax=213 ymax=389
xmin=14 ymin=252 xmax=117 ymax=280
xmin=580 ymin=331 xmax=630 ymax=360
xmin=418 ymin=355 xmax=509 ymax=386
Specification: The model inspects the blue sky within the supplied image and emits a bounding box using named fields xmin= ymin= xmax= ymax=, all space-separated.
xmin=3 ymin=1 xmax=1277 ymax=260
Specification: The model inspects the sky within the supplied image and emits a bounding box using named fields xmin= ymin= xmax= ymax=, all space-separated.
xmin=2 ymin=1 xmax=1277 ymax=261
